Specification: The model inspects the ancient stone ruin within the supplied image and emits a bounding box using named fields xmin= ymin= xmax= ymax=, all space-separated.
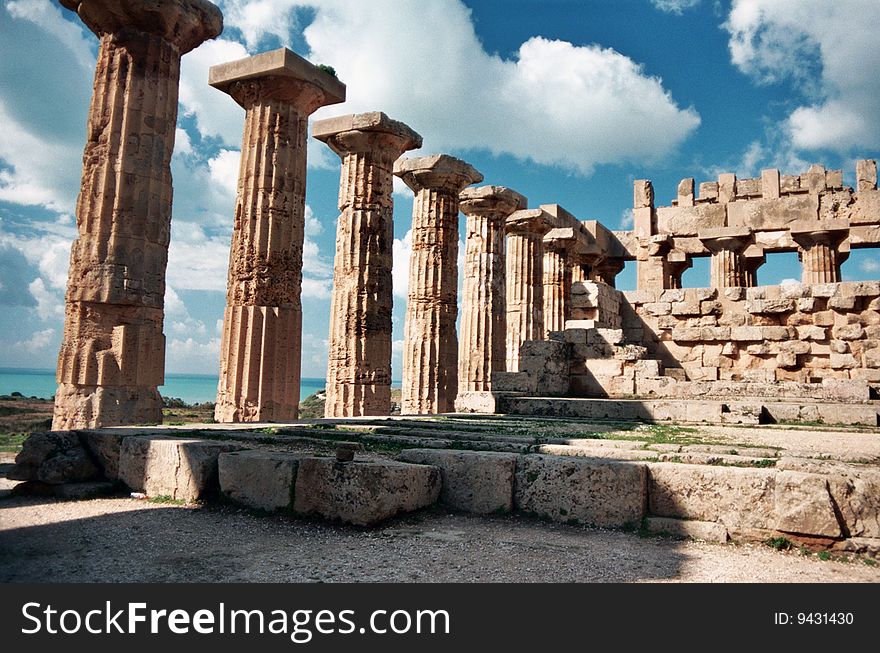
xmin=52 ymin=0 xmax=222 ymax=430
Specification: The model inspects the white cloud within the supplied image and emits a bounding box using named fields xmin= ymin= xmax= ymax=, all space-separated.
xmin=725 ymin=0 xmax=880 ymax=152
xmin=861 ymin=259 xmax=880 ymax=273
xmin=221 ymin=0 xmax=301 ymax=50
xmin=15 ymin=327 xmax=55 ymax=353
xmin=28 ymin=278 xmax=63 ymax=321
xmin=165 ymin=286 xmax=208 ymax=336
xmin=207 ymin=148 xmax=241 ymax=197
xmin=7 ymin=0 xmax=94 ymax=71
xmin=166 ymin=336 xmax=221 ymax=374
xmin=651 ymin=0 xmax=701 ymax=14
xmin=174 ymin=128 xmax=194 ymax=157
xmin=217 ymin=0 xmax=699 ymax=175
xmin=620 ymin=208 xmax=634 ymax=229
xmin=392 ymin=228 xmax=413 ymax=299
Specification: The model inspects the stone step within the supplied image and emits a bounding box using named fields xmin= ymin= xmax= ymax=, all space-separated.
xmin=533 ymin=444 xmax=657 ymax=461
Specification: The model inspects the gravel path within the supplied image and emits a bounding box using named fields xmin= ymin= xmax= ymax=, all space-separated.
xmin=1 ymin=496 xmax=877 ymax=583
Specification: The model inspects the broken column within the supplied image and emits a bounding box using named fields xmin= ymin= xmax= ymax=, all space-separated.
xmin=791 ymin=220 xmax=850 ymax=284
xmin=457 ymin=186 xmax=526 ymax=395
xmin=505 ymin=208 xmax=553 ymax=372
xmin=699 ymin=227 xmax=751 ymax=288
xmin=543 ymin=228 xmax=578 ymax=336
xmin=52 ymin=0 xmax=223 ymax=430
xmin=313 ymin=112 xmax=421 ymax=417
xmin=395 ymin=155 xmax=482 ymax=414
xmin=210 ymin=48 xmax=345 ymax=422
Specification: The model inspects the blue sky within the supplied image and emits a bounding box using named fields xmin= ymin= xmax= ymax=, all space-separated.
xmin=1 ymin=0 xmax=879 ymax=378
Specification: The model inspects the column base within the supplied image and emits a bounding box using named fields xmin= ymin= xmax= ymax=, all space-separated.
xmin=52 ymin=383 xmax=163 ymax=430
xmin=324 ymin=383 xmax=391 ymax=418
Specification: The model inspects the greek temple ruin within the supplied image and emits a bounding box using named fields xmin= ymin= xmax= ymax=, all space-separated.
xmin=49 ymin=0 xmax=880 ymax=431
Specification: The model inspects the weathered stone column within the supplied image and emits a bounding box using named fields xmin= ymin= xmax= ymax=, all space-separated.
xmin=313 ymin=113 xmax=421 ymax=417
xmin=742 ymin=244 xmax=765 ymax=288
xmin=210 ymin=49 xmax=345 ymax=422
xmin=52 ymin=0 xmax=222 ymax=430
xmin=395 ymin=155 xmax=482 ymax=414
xmin=699 ymin=227 xmax=750 ymax=289
xmin=457 ymin=186 xmax=526 ymax=395
xmin=505 ymin=209 xmax=553 ymax=372
xmin=543 ymin=228 xmax=578 ymax=336
xmin=791 ymin=220 xmax=850 ymax=284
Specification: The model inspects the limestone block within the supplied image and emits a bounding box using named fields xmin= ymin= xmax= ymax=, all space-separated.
xmin=397 ymin=449 xmax=517 ymax=514
xmin=219 ymin=450 xmax=301 ymax=512
xmin=700 ymin=300 xmax=723 ymax=315
xmin=9 ymin=432 xmax=100 ymax=485
xmin=797 ymin=297 xmax=816 ymax=312
xmin=747 ymin=298 xmax=794 ymax=314
xmin=776 ymin=352 xmax=797 ymax=368
xmin=796 ymin=325 xmax=826 ymax=341
xmin=830 ymin=353 xmax=858 ymax=369
xmin=588 ymin=328 xmax=625 ymax=345
xmin=293 ymin=458 xmax=440 ymax=526
xmin=648 ymin=463 xmax=776 ymax=534
xmin=491 ymin=372 xmax=536 ymax=393
xmin=773 ymin=471 xmax=842 ymax=537
xmin=813 ymin=310 xmax=835 ymax=326
xmin=830 ymin=340 xmax=849 ymax=354
xmin=671 ymin=326 xmax=702 ymax=342
xmin=645 ymin=302 xmax=672 ymax=316
xmin=857 ymin=159 xmax=877 ymax=191
xmin=514 ymin=455 xmax=647 ymax=527
xmin=761 ymin=326 xmax=794 ymax=341
xmin=656 ymin=204 xmax=726 ymax=236
xmin=80 ymin=430 xmax=128 ymax=480
xmin=119 ymin=437 xmax=246 ymax=502
xmin=700 ymin=326 xmax=730 ymax=341
xmin=832 ymin=323 xmax=865 ymax=340
xmin=730 ymin=326 xmax=763 ymax=341
xmin=829 ymin=295 xmax=857 ymax=311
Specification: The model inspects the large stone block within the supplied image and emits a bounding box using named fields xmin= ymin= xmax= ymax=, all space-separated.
xmin=293 ymin=458 xmax=440 ymax=526
xmin=119 ymin=436 xmax=246 ymax=502
xmin=397 ymin=449 xmax=517 ymax=514
xmin=80 ymin=429 xmax=129 ymax=480
xmin=514 ymin=455 xmax=647 ymax=527
xmin=219 ymin=450 xmax=302 ymax=512
xmin=773 ymin=471 xmax=842 ymax=537
xmin=648 ymin=463 xmax=776 ymax=535
xmin=9 ymin=432 xmax=100 ymax=484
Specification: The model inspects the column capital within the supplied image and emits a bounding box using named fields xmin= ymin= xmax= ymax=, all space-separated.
xmin=210 ymin=48 xmax=346 ymax=113
xmin=790 ymin=218 xmax=850 ymax=246
xmin=312 ymin=111 xmax=422 ymax=159
xmin=506 ymin=208 xmax=553 ymax=237
xmin=394 ymin=154 xmax=482 ymax=194
xmin=61 ymin=0 xmax=222 ymax=54
xmin=698 ymin=226 xmax=751 ymax=253
xmin=459 ymin=185 xmax=527 ymax=219
xmin=543 ymin=227 xmax=579 ymax=253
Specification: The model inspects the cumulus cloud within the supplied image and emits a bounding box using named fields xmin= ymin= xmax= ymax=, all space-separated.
xmin=651 ymin=0 xmax=701 ymax=14
xmin=392 ymin=229 xmax=413 ymax=300
xmin=215 ymin=0 xmax=699 ymax=175
xmin=14 ymin=327 xmax=56 ymax=353
xmin=725 ymin=0 xmax=880 ymax=152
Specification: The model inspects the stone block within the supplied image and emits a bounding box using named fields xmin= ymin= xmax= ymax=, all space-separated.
xmin=796 ymin=325 xmax=826 ymax=341
xmin=293 ymin=458 xmax=440 ymax=526
xmin=9 ymin=432 xmax=100 ymax=485
xmin=645 ymin=302 xmax=672 ymax=316
xmin=219 ymin=450 xmax=301 ymax=512
xmin=671 ymin=326 xmax=702 ymax=342
xmin=773 ymin=471 xmax=842 ymax=537
xmin=730 ymin=326 xmax=763 ymax=341
xmin=761 ymin=326 xmax=793 ymax=341
xmin=829 ymin=295 xmax=857 ymax=311
xmin=648 ymin=463 xmax=776 ymax=534
xmin=80 ymin=430 xmax=128 ymax=480
xmin=832 ymin=323 xmax=864 ymax=340
xmin=119 ymin=437 xmax=246 ymax=502
xmin=397 ymin=449 xmax=516 ymax=514
xmin=515 ymin=455 xmax=647 ymax=527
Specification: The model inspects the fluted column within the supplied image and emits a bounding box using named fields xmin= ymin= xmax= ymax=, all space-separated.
xmin=210 ymin=49 xmax=345 ymax=422
xmin=543 ymin=241 xmax=574 ymax=336
xmin=790 ymin=219 xmax=850 ymax=285
xmin=52 ymin=0 xmax=222 ymax=430
xmin=457 ymin=186 xmax=526 ymax=395
xmin=699 ymin=227 xmax=750 ymax=289
xmin=505 ymin=209 xmax=552 ymax=372
xmin=313 ymin=113 xmax=421 ymax=417
xmin=395 ymin=155 xmax=483 ymax=414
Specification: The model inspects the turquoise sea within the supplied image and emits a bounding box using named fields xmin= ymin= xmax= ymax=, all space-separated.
xmin=0 ymin=368 xmax=327 ymax=405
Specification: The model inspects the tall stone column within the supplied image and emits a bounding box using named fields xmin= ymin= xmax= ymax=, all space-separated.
xmin=543 ymin=229 xmax=578 ymax=336
xmin=457 ymin=186 xmax=526 ymax=395
xmin=505 ymin=209 xmax=553 ymax=371
xmin=791 ymin=220 xmax=850 ymax=284
xmin=394 ymin=155 xmax=483 ymax=414
xmin=52 ymin=0 xmax=222 ymax=430
xmin=313 ymin=113 xmax=421 ymax=417
xmin=699 ymin=227 xmax=750 ymax=289
xmin=210 ymin=49 xmax=345 ymax=422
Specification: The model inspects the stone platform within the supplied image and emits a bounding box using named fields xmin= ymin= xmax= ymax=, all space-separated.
xmin=5 ymin=415 xmax=879 ymax=555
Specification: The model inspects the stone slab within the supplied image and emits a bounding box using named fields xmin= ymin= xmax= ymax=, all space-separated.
xmin=119 ymin=437 xmax=246 ymax=503
xmin=397 ymin=449 xmax=516 ymax=514
xmin=219 ymin=450 xmax=302 ymax=512
xmin=514 ymin=454 xmax=647 ymax=527
xmin=293 ymin=458 xmax=440 ymax=526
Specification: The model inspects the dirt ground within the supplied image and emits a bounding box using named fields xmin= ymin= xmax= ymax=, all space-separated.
xmin=1 ymin=495 xmax=878 ymax=583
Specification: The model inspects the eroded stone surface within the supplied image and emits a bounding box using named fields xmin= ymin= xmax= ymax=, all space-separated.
xmin=9 ymin=432 xmax=100 ymax=485
xmin=219 ymin=450 xmax=301 ymax=511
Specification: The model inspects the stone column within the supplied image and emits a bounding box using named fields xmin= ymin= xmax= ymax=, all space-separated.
xmin=313 ymin=112 xmax=421 ymax=417
xmin=210 ymin=49 xmax=345 ymax=422
xmin=543 ymin=229 xmax=577 ymax=336
xmin=505 ymin=209 xmax=553 ymax=372
xmin=457 ymin=186 xmax=526 ymax=395
xmin=791 ymin=220 xmax=850 ymax=284
xmin=395 ymin=155 xmax=482 ymax=414
xmin=742 ymin=245 xmax=765 ymax=288
xmin=52 ymin=0 xmax=222 ymax=430
xmin=699 ymin=227 xmax=751 ymax=289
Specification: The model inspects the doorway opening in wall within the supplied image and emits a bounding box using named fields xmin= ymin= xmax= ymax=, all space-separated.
xmin=615 ymin=260 xmax=637 ymax=291
xmin=757 ymin=251 xmax=800 ymax=286
xmin=679 ymin=255 xmax=709 ymax=288
xmin=841 ymin=248 xmax=880 ymax=282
